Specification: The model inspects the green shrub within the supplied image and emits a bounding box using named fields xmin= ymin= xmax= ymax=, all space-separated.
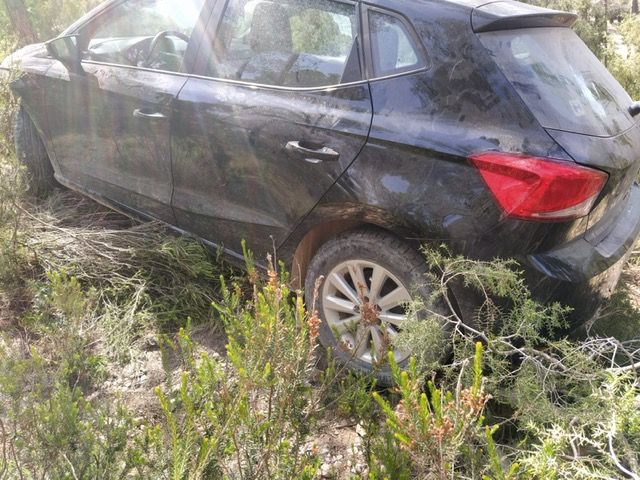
xmin=386 ymin=246 xmax=640 ymax=479
xmin=0 ymin=338 xmax=136 ymax=479
xmin=144 ymin=254 xmax=324 ymax=479
xmin=370 ymin=343 xmax=505 ymax=480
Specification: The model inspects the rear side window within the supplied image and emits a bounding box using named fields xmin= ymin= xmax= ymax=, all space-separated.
xmin=480 ymin=28 xmax=634 ymax=137
xmin=368 ymin=10 xmax=423 ymax=77
xmin=209 ymin=0 xmax=360 ymax=88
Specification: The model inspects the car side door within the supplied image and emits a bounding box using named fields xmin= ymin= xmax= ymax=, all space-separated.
xmin=44 ymin=0 xmax=210 ymax=223
xmin=171 ymin=0 xmax=373 ymax=261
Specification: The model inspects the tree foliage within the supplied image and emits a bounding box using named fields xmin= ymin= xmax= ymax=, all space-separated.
xmin=0 ymin=0 xmax=100 ymax=48
xmin=609 ymin=14 xmax=640 ymax=98
xmin=524 ymin=0 xmax=609 ymax=58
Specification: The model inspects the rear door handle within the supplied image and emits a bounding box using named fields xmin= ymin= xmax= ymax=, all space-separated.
xmin=133 ymin=108 xmax=167 ymax=120
xmin=286 ymin=141 xmax=340 ymax=164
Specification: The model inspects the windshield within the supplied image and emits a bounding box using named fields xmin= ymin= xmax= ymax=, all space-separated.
xmin=480 ymin=27 xmax=635 ymax=137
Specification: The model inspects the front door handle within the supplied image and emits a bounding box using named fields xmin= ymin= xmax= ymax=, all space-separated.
xmin=133 ymin=108 xmax=167 ymax=120
xmin=286 ymin=141 xmax=340 ymax=164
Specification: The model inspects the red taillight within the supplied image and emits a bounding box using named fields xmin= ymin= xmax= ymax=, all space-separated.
xmin=469 ymin=152 xmax=608 ymax=221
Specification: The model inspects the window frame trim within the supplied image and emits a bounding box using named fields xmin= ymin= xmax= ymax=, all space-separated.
xmin=74 ymin=58 xmax=369 ymax=94
xmin=190 ymin=0 xmax=367 ymax=91
xmin=362 ymin=3 xmax=430 ymax=82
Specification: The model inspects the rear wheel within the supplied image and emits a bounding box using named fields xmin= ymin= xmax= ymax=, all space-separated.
xmin=14 ymin=106 xmax=58 ymax=198
xmin=305 ymin=229 xmax=449 ymax=385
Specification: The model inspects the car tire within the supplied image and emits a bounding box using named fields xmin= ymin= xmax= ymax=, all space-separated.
xmin=14 ymin=106 xmax=58 ymax=198
xmin=305 ymin=229 xmax=449 ymax=385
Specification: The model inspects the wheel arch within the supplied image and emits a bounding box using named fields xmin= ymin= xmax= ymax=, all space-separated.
xmin=15 ymin=101 xmax=59 ymax=174
xmin=288 ymin=217 xmax=424 ymax=290
xmin=287 ymin=214 xmax=477 ymax=326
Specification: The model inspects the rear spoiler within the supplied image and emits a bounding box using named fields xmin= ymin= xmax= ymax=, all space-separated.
xmin=472 ymin=1 xmax=578 ymax=33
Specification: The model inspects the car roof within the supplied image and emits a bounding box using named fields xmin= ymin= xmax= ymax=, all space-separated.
xmin=364 ymin=0 xmax=574 ymax=32
xmin=365 ymin=0 xmax=489 ymax=12
xmin=363 ymin=0 xmax=486 ymax=23
xmin=406 ymin=0 xmax=492 ymax=8
xmin=64 ymin=0 xmax=490 ymax=37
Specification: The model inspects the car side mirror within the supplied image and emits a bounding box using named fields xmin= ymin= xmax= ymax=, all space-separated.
xmin=46 ymin=35 xmax=84 ymax=74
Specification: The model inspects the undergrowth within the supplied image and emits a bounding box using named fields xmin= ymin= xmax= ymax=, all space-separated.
xmin=1 ymin=55 xmax=640 ymax=480
xmin=382 ymin=246 xmax=640 ymax=479
xmin=0 ymin=110 xmax=639 ymax=478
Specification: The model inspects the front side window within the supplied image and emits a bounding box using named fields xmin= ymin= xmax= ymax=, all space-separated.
xmin=369 ymin=10 xmax=423 ymax=77
xmin=209 ymin=0 xmax=360 ymax=88
xmin=82 ymin=0 xmax=205 ymax=72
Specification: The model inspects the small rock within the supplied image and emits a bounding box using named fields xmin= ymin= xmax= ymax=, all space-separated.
xmin=320 ymin=463 xmax=332 ymax=478
xmin=140 ymin=334 xmax=160 ymax=351
xmin=352 ymin=463 xmax=366 ymax=475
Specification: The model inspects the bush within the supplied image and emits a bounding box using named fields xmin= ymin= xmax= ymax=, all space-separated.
xmin=152 ymin=253 xmax=323 ymax=479
xmin=0 ymin=297 xmax=137 ymax=479
xmin=1 ymin=230 xmax=640 ymax=479
xmin=0 ymin=251 xmax=326 ymax=479
xmin=370 ymin=344 xmax=505 ymax=480
xmin=384 ymin=246 xmax=640 ymax=479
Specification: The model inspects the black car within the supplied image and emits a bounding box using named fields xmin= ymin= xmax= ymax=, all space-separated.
xmin=3 ymin=0 xmax=640 ymax=381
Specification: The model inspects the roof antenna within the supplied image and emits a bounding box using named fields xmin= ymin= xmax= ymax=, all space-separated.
xmin=630 ymin=101 xmax=640 ymax=118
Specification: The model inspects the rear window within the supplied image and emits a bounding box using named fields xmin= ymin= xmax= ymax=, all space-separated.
xmin=480 ymin=28 xmax=634 ymax=138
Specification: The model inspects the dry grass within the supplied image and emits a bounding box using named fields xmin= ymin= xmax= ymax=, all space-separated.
xmin=0 ymin=187 xmax=236 ymax=368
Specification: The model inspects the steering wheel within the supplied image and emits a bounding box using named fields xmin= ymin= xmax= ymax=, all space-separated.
xmin=144 ymin=30 xmax=190 ymax=68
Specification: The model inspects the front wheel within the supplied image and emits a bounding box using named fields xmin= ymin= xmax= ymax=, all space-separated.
xmin=305 ymin=229 xmax=448 ymax=385
xmin=14 ymin=106 xmax=58 ymax=198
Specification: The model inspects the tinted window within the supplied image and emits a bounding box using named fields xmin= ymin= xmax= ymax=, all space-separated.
xmin=369 ymin=11 xmax=422 ymax=77
xmin=83 ymin=0 xmax=205 ymax=72
xmin=480 ymin=28 xmax=634 ymax=137
xmin=209 ymin=0 xmax=359 ymax=88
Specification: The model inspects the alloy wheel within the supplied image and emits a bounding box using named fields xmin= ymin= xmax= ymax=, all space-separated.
xmin=321 ymin=260 xmax=412 ymax=365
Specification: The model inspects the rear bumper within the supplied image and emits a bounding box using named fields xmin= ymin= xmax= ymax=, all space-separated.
xmin=525 ymin=183 xmax=640 ymax=324
xmin=526 ymin=247 xmax=631 ymax=326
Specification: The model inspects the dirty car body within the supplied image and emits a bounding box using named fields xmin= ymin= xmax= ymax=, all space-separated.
xmin=4 ymin=0 xmax=640 ymax=377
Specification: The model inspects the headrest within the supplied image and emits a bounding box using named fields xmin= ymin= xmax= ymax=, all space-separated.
xmin=249 ymin=2 xmax=293 ymax=53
